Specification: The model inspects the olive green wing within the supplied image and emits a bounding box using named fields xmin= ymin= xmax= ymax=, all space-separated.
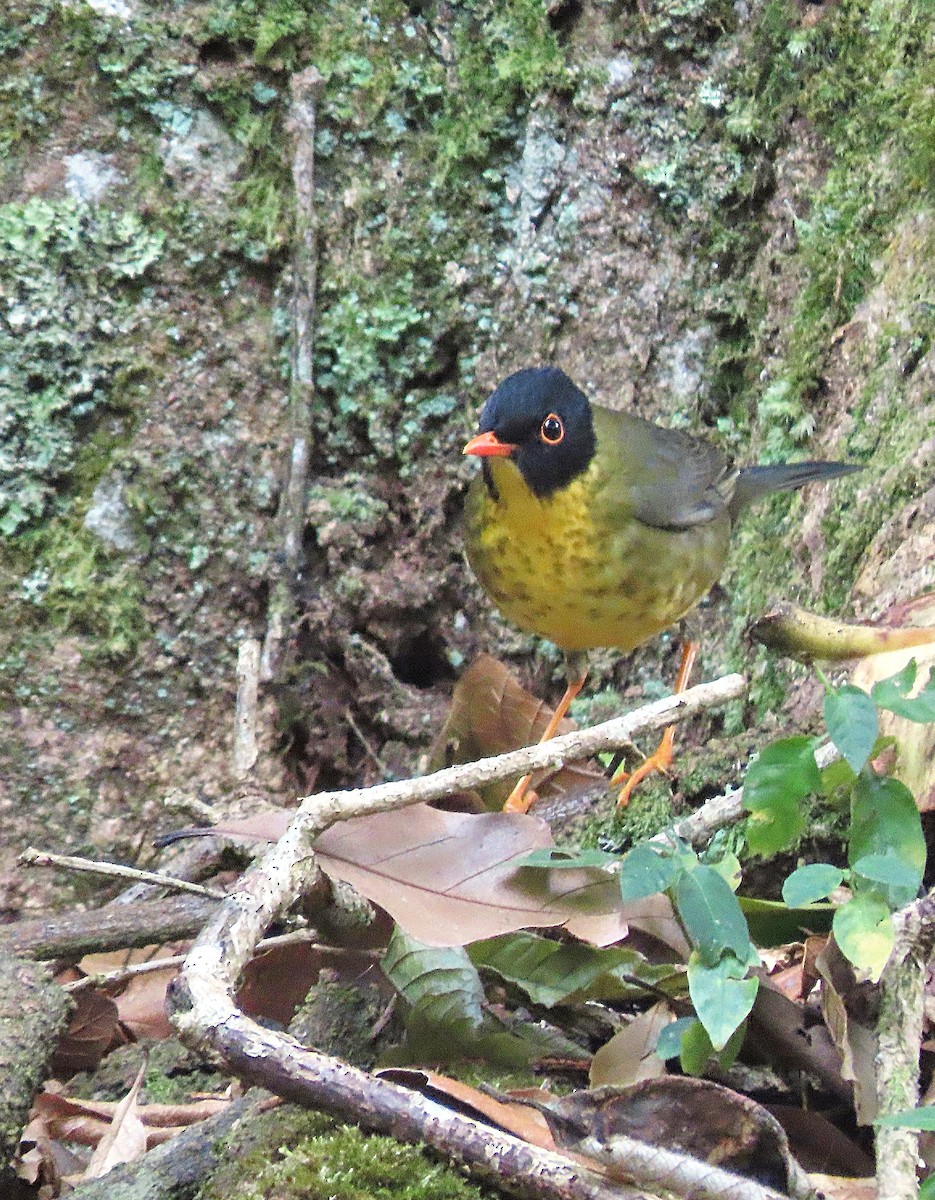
xmin=592 ymin=406 xmax=735 ymax=531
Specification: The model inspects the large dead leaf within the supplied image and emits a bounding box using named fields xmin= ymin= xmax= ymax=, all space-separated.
xmin=52 ymin=988 xmax=122 ymax=1075
xmin=315 ymin=803 xmax=622 ymax=947
xmin=589 ymin=1002 xmax=673 ymax=1087
xmin=513 ymin=1077 xmax=807 ymax=1196
xmin=80 ymin=1062 xmax=147 ymax=1180
xmin=428 ymin=654 xmax=603 ymax=809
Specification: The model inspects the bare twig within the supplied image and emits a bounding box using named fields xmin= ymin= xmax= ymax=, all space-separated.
xmin=234 ymin=638 xmax=261 ymax=776
xmin=63 ymin=928 xmax=359 ymax=994
xmin=19 ymin=848 xmax=227 ymax=900
xmin=171 ymin=673 xmax=745 ymax=1200
xmin=261 ymin=67 xmax=323 ymax=681
xmin=295 ymin=672 xmax=746 ymax=827
xmin=874 ymin=887 xmax=935 ymax=1200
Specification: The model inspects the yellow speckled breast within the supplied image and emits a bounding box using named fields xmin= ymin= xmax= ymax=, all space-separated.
xmin=464 ymin=457 xmax=731 ymax=654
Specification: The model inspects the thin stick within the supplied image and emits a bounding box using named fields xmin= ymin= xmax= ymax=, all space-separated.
xmin=261 ymin=67 xmax=323 ymax=681
xmin=296 ymin=672 xmax=747 ymax=828
xmin=63 ymin=929 xmax=373 ymax=993
xmin=19 ymin=849 xmax=227 ymax=900
xmin=234 ymin=638 xmax=261 ymax=776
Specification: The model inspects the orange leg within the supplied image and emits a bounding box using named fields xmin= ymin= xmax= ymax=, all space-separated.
xmin=611 ymin=639 xmax=699 ymax=808
xmin=503 ymin=668 xmax=588 ymax=813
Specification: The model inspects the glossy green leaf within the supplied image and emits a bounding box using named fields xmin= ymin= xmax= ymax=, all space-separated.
xmin=743 ymin=736 xmax=819 ymax=855
xmin=850 ymin=772 xmax=925 ymax=908
xmin=469 ymin=932 xmax=642 ymax=1007
xmin=618 ymin=841 xmax=682 ymax=901
xmin=872 ymin=659 xmax=935 ymax=723
xmin=851 ymin=853 xmax=922 ymax=892
xmin=673 ymin=865 xmax=755 ymax=966
xmin=823 ymin=685 xmax=878 ymax=773
xmin=876 ymin=1106 xmax=935 ymax=1130
xmin=833 ymin=892 xmax=894 ymax=981
xmin=782 ymin=863 xmax=845 ymax=907
xmin=687 ymin=952 xmax=758 ymax=1052
xmin=678 ymin=1014 xmax=746 ymax=1075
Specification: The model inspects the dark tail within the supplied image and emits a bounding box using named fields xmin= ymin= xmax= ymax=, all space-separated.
xmin=730 ymin=461 xmax=861 ymax=518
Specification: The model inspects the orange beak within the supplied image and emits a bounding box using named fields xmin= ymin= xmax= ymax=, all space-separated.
xmin=462 ymin=430 xmax=516 ymax=457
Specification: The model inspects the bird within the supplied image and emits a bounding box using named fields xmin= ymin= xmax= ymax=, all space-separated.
xmin=462 ymin=366 xmax=859 ymax=812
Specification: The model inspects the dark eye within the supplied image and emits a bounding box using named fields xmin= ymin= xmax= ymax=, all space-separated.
xmin=539 ymin=413 xmax=564 ymax=445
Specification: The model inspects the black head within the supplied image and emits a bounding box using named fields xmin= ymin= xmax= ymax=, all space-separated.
xmin=464 ymin=367 xmax=596 ymax=498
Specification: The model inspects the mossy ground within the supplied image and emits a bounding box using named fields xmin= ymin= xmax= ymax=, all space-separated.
xmin=198 ymin=1107 xmax=493 ymax=1200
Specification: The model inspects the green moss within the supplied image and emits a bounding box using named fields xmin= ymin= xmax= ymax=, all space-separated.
xmin=4 ymin=521 xmax=148 ymax=663
xmin=199 ymin=1108 xmax=492 ymax=1200
xmin=0 ymin=196 xmax=162 ymax=536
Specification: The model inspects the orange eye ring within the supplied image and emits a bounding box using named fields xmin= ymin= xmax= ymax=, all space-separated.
xmin=539 ymin=413 xmax=564 ymax=445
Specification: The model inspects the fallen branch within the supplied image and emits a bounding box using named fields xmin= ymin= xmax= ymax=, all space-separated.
xmin=874 ymin=887 xmax=935 ymax=1200
xmin=0 ymin=894 xmax=219 ymax=961
xmin=19 ymin=848 xmax=227 ymax=901
xmin=170 ymin=673 xmax=745 ymax=1200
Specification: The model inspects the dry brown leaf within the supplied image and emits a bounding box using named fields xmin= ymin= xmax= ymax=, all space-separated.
xmin=767 ymin=1105 xmax=874 ymax=1177
xmin=115 ymin=967 xmax=178 ymax=1041
xmin=589 ymin=1002 xmax=673 ymax=1087
xmin=428 ymin=654 xmax=602 ymax=808
xmin=52 ymin=988 xmax=121 ymax=1075
xmin=80 ymin=1061 xmax=147 ymax=1180
xmin=378 ymin=1068 xmax=557 ymax=1151
xmin=316 ymin=803 xmax=622 ymax=947
xmin=815 ymin=939 xmax=878 ymax=1124
xmin=524 ymin=1077 xmax=804 ymax=1195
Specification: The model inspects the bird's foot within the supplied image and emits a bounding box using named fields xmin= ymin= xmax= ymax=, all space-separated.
xmin=610 ymin=728 xmax=674 ymax=807
xmin=503 ymin=773 xmax=538 ymax=813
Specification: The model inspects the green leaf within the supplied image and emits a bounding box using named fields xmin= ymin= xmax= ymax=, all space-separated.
xmin=381 ymin=928 xmax=536 ymax=1067
xmin=687 ymin=952 xmax=758 ymax=1052
xmin=673 ymin=865 xmax=755 ymax=966
xmin=655 ymin=1016 xmax=696 ymax=1062
xmin=876 ymin=1106 xmax=935 ymax=1130
xmin=677 ymin=1015 xmax=746 ymax=1075
xmin=469 ymin=932 xmax=640 ymax=1007
xmin=872 ymin=659 xmax=935 ymax=723
xmin=782 ymin=863 xmax=845 ymax=907
xmin=823 ymin=685 xmax=878 ymax=773
xmin=743 ymin=736 xmax=819 ymax=855
xmin=519 ymin=848 xmax=620 ymax=869
xmin=850 ymin=773 xmax=925 ymax=908
xmin=618 ymin=842 xmax=682 ymax=901
xmin=819 ymin=756 xmax=857 ymax=797
xmin=851 ymin=853 xmax=922 ymax=891
xmin=833 ymin=892 xmax=894 ymax=981
xmin=382 ymin=927 xmax=484 ymax=1026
